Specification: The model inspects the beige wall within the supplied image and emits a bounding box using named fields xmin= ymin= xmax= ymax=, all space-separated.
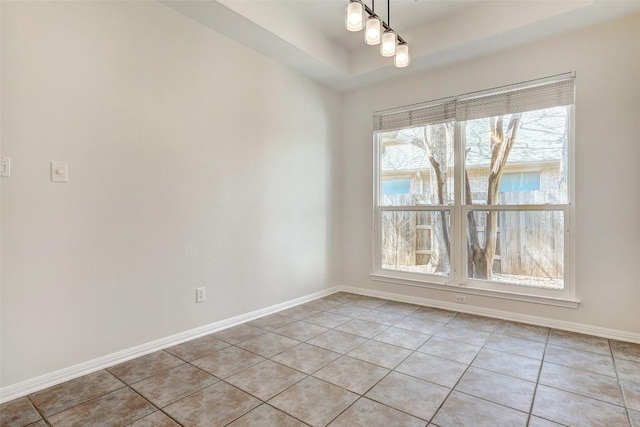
xmin=2 ymin=0 xmax=639 ymax=392
xmin=342 ymin=14 xmax=640 ymax=334
xmin=0 ymin=1 xmax=342 ymax=387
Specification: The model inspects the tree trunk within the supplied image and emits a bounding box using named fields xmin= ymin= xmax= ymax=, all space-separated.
xmin=466 ymin=114 xmax=522 ymax=279
xmin=422 ymin=125 xmax=451 ymax=273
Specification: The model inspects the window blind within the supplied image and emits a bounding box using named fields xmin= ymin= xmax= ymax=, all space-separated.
xmin=373 ymin=74 xmax=575 ymax=131
xmin=456 ymin=78 xmax=575 ymax=121
xmin=373 ymin=100 xmax=456 ymax=132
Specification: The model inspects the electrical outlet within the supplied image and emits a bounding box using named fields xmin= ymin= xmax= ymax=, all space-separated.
xmin=454 ymin=294 xmax=467 ymax=304
xmin=196 ymin=287 xmax=206 ymax=303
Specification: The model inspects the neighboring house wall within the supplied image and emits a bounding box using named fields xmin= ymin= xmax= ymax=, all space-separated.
xmin=0 ymin=1 xmax=342 ymax=388
xmin=343 ymin=13 xmax=640 ymax=334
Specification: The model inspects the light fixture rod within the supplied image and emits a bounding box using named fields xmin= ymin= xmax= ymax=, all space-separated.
xmin=360 ymin=1 xmax=405 ymax=44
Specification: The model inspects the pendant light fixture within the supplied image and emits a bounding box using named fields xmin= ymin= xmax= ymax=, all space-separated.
xmin=365 ymin=15 xmax=382 ymax=45
xmin=345 ymin=0 xmax=410 ymax=68
xmin=394 ymin=42 xmax=410 ymax=67
xmin=380 ymin=0 xmax=396 ymax=56
xmin=345 ymin=1 xmax=364 ymax=31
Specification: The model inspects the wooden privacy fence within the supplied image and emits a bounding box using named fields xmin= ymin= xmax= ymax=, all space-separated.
xmin=381 ymin=191 xmax=564 ymax=279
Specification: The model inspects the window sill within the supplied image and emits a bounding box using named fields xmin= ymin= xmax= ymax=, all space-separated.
xmin=369 ymin=273 xmax=580 ymax=309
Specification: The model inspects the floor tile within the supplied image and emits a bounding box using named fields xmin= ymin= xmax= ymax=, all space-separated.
xmin=128 ymin=411 xmax=181 ymax=426
xmin=46 ymin=387 xmax=154 ymax=427
xmin=373 ymin=327 xmax=430 ymax=350
xmin=269 ymin=377 xmax=358 ymax=427
xmin=226 ymin=360 xmax=306 ymax=400
xmin=527 ymin=416 xmax=565 ymax=427
xmin=484 ymin=334 xmax=546 ymax=359
xmin=227 ymin=404 xmax=307 ymax=427
xmin=617 ymin=358 xmax=640 ymax=384
xmin=335 ymin=319 xmax=388 ymax=338
xmin=29 ymin=370 xmax=124 ymax=417
xmin=313 ymin=356 xmax=389 ymax=394
xmin=432 ymin=391 xmax=528 ymax=427
xmin=532 ymin=384 xmax=630 ymax=426
xmin=376 ymin=301 xmax=420 ymax=316
xmin=622 ymin=380 xmax=640 ymax=411
xmin=307 ymin=330 xmax=366 ymax=354
xmin=328 ymin=397 xmax=425 ymax=427
xmin=347 ymin=296 xmax=388 ymax=310
xmin=395 ymin=316 xmax=445 ymax=335
xmin=304 ymin=312 xmax=352 ymax=329
xmin=472 ymin=348 xmax=541 ymax=382
xmin=447 ymin=313 xmax=500 ymax=332
xmin=108 ymin=351 xmax=184 ymax=384
xmin=454 ymin=367 xmax=535 ymax=412
xmin=213 ymin=324 xmax=267 ymax=345
xmin=249 ymin=314 xmax=296 ymax=331
xmin=278 ymin=305 xmax=321 ymax=320
xmin=435 ymin=325 xmax=491 ymax=346
xmin=356 ymin=309 xmax=408 ymax=326
xmin=539 ymin=361 xmax=623 ymax=405
xmin=165 ymin=335 xmax=230 ymax=361
xmin=274 ymin=321 xmax=328 ymax=341
xmin=237 ymin=332 xmax=300 ymax=358
xmin=417 ymin=336 xmax=481 ymax=364
xmin=347 ymin=340 xmax=412 ymax=369
xmin=12 ymin=292 xmax=640 ymax=427
xmin=131 ymin=364 xmax=217 ymax=408
xmin=612 ymin=341 xmax=640 ymax=363
xmin=164 ymin=382 xmax=260 ymax=427
xmin=494 ymin=321 xmax=549 ymax=343
xmin=544 ymin=344 xmax=616 ymax=377
xmin=548 ymin=329 xmax=611 ymax=355
xmin=191 ymin=346 xmax=265 ymax=379
xmin=409 ymin=306 xmax=457 ymax=323
xmin=326 ymin=304 xmax=371 ymax=318
xmin=302 ymin=298 xmax=341 ymax=311
xmin=365 ymin=372 xmax=449 ymax=421
xmin=272 ymin=343 xmax=341 ymax=374
xmin=321 ymin=293 xmax=353 ymax=304
xmin=0 ymin=397 xmax=42 ymax=427
xmin=395 ymin=352 xmax=467 ymax=388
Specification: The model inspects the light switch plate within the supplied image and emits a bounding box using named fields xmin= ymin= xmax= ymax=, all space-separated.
xmin=0 ymin=157 xmax=10 ymax=177
xmin=51 ymin=161 xmax=68 ymax=182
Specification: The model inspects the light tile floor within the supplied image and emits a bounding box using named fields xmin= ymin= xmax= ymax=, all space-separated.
xmin=2 ymin=292 xmax=640 ymax=427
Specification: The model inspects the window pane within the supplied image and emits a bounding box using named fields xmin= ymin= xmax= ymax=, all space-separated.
xmin=382 ymin=178 xmax=411 ymax=195
xmin=466 ymin=210 xmax=564 ymax=289
xmin=464 ymin=106 xmax=569 ymax=205
xmin=382 ymin=210 xmax=451 ymax=276
xmin=378 ymin=122 xmax=454 ymax=206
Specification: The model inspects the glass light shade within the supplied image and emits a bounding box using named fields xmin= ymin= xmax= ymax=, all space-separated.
xmin=394 ymin=43 xmax=410 ymax=68
xmin=380 ymin=31 xmax=397 ymax=57
xmin=345 ymin=1 xmax=363 ymax=32
xmin=365 ymin=16 xmax=381 ymax=45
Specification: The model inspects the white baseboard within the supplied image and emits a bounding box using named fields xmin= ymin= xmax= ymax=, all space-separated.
xmin=0 ymin=287 xmax=339 ymax=404
xmin=338 ymin=285 xmax=640 ymax=344
xmin=3 ymin=284 xmax=638 ymax=404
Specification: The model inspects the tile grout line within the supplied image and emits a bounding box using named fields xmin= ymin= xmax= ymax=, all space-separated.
xmin=25 ymin=394 xmax=49 ymax=426
xmin=425 ymin=316 xmax=497 ymax=425
xmin=609 ymin=339 xmax=633 ymax=427
xmin=525 ymin=328 xmax=552 ymax=426
xmin=319 ymin=304 xmax=423 ymax=425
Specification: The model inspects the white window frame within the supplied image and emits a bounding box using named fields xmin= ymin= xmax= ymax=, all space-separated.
xmin=371 ymin=74 xmax=578 ymax=308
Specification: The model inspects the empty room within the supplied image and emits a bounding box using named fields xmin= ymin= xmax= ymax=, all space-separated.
xmin=1 ymin=0 xmax=639 ymax=426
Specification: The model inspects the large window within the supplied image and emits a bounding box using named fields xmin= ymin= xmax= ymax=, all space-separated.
xmin=373 ymin=75 xmax=575 ymax=304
